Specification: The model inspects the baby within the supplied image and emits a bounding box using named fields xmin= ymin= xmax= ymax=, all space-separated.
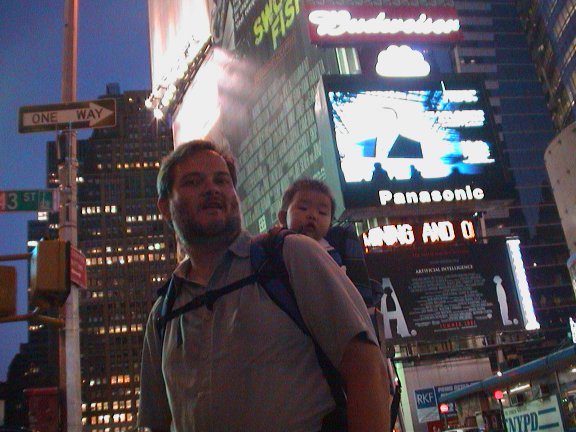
xmin=278 ymin=178 xmax=336 ymax=252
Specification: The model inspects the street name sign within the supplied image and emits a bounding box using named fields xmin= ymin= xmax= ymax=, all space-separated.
xmin=19 ymin=99 xmax=116 ymax=133
xmin=0 ymin=189 xmax=58 ymax=212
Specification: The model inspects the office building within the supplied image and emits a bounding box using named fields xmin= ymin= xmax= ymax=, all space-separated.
xmin=75 ymin=85 xmax=175 ymax=431
xmin=25 ymin=84 xmax=175 ymax=432
xmin=519 ymin=0 xmax=576 ymax=130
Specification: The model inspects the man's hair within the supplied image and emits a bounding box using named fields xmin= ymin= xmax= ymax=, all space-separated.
xmin=157 ymin=140 xmax=237 ymax=200
xmin=280 ymin=178 xmax=336 ymax=219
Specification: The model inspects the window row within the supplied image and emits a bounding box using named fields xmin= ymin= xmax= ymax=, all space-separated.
xmin=86 ymin=253 xmax=168 ymax=266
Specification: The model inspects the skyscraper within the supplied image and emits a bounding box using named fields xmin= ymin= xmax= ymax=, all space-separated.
xmin=518 ymin=0 xmax=576 ymax=130
xmin=76 ymin=85 xmax=175 ymax=431
xmin=26 ymin=84 xmax=175 ymax=432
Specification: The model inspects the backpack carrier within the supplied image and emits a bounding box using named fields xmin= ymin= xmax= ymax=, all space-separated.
xmin=155 ymin=226 xmax=401 ymax=432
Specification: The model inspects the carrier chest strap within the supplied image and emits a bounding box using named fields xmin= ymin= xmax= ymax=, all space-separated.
xmin=158 ymin=274 xmax=258 ymax=329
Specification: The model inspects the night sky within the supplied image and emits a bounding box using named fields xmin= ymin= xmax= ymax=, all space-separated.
xmin=0 ymin=0 xmax=151 ymax=381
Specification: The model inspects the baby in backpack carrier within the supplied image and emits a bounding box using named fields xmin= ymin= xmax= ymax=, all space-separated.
xmin=277 ymin=178 xmax=375 ymax=300
xmin=278 ymin=178 xmax=384 ymax=332
xmin=278 ymin=178 xmax=337 ymax=254
xmin=278 ymin=178 xmax=401 ymax=430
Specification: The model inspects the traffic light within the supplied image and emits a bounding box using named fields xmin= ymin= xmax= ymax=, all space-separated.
xmin=493 ymin=389 xmax=504 ymax=400
xmin=29 ymin=240 xmax=71 ymax=307
xmin=0 ymin=265 xmax=17 ymax=316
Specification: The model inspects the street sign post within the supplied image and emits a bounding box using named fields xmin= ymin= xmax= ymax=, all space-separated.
xmin=19 ymin=99 xmax=116 ymax=133
xmin=0 ymin=189 xmax=58 ymax=212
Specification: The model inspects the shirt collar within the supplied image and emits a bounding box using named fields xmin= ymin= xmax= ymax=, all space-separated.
xmin=172 ymin=230 xmax=252 ymax=280
xmin=228 ymin=229 xmax=251 ymax=258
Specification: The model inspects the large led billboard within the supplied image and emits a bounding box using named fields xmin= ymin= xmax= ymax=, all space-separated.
xmin=317 ymin=75 xmax=512 ymax=216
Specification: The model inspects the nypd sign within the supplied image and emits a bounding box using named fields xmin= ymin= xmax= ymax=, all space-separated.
xmin=503 ymin=395 xmax=562 ymax=432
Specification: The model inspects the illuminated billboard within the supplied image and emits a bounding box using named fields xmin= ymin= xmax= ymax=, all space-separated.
xmin=362 ymin=217 xmax=478 ymax=252
xmin=365 ymin=237 xmax=537 ymax=343
xmin=305 ymin=5 xmax=462 ymax=46
xmin=317 ymin=75 xmax=512 ymax=215
xmin=148 ymin=0 xmax=211 ymax=99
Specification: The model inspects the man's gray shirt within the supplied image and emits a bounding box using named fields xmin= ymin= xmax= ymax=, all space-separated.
xmin=137 ymin=231 xmax=378 ymax=432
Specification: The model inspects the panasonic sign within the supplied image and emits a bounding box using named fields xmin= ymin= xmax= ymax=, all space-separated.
xmin=379 ymin=185 xmax=485 ymax=206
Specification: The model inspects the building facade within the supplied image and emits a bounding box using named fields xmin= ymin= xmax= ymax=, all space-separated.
xmin=76 ymin=85 xmax=175 ymax=431
xmin=518 ymin=0 xmax=576 ymax=131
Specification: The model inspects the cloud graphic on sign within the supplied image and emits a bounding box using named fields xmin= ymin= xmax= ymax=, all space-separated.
xmin=376 ymin=45 xmax=431 ymax=77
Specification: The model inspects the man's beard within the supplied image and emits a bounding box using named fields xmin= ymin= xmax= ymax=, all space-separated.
xmin=170 ymin=200 xmax=242 ymax=249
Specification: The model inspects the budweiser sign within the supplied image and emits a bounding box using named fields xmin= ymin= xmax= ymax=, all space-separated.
xmin=305 ymin=5 xmax=462 ymax=45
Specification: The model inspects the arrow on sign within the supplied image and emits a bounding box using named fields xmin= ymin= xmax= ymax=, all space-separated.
xmin=19 ymin=99 xmax=116 ymax=133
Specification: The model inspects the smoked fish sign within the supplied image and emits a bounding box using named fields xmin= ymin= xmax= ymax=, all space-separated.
xmin=19 ymin=99 xmax=116 ymax=133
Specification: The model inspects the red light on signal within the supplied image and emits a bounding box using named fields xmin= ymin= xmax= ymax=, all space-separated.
xmin=493 ymin=390 xmax=504 ymax=400
xmin=439 ymin=403 xmax=449 ymax=414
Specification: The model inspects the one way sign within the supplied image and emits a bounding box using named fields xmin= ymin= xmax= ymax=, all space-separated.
xmin=19 ymin=99 xmax=116 ymax=133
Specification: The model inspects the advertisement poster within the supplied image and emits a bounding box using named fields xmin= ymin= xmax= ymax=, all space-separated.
xmin=366 ymin=238 xmax=523 ymax=343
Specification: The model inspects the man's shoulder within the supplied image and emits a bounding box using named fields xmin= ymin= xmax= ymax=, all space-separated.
xmin=283 ymin=232 xmax=320 ymax=248
xmin=283 ymin=232 xmax=330 ymax=259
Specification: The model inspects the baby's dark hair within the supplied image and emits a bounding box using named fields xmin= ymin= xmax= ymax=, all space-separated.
xmin=280 ymin=178 xmax=336 ymax=219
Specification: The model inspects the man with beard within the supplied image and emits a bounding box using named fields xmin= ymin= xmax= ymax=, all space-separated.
xmin=137 ymin=140 xmax=391 ymax=432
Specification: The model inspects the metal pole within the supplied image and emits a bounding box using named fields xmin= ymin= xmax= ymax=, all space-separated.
xmin=59 ymin=0 xmax=81 ymax=431
xmin=499 ymin=399 xmax=508 ymax=432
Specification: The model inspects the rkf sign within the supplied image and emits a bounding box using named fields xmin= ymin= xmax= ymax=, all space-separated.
xmin=305 ymin=5 xmax=462 ymax=45
xmin=0 ymin=189 xmax=58 ymax=212
xmin=19 ymin=99 xmax=116 ymax=133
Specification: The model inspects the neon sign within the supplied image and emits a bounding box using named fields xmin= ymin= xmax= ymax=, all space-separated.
xmin=362 ymin=218 xmax=477 ymax=251
xmin=305 ymin=5 xmax=461 ymax=45
xmin=379 ymin=185 xmax=485 ymax=206
xmin=253 ymin=0 xmax=301 ymax=51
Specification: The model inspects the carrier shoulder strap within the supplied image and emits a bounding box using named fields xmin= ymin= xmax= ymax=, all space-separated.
xmin=326 ymin=224 xmax=377 ymax=307
xmin=250 ymin=228 xmax=347 ymax=413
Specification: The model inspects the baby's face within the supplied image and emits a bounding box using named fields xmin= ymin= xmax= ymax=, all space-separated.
xmin=285 ymin=190 xmax=332 ymax=241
